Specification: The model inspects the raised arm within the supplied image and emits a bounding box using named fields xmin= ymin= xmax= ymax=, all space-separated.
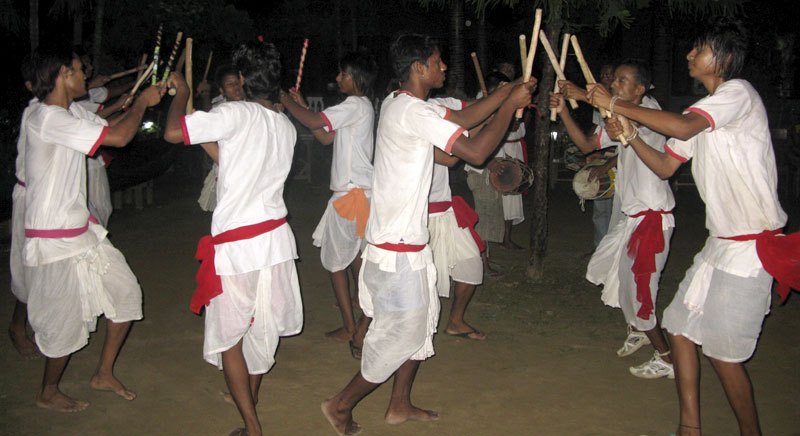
xmin=102 ymin=85 xmax=164 ymax=147
xmin=607 ymin=114 xmax=683 ymax=179
xmin=549 ymin=91 xmax=595 ymax=154
xmin=586 ymin=83 xmax=710 ymax=140
xmin=279 ymin=89 xmax=327 ymax=130
xmin=448 ymin=77 xmax=537 ymax=130
xmin=434 ymin=147 xmax=459 ymax=167
xmin=163 ymin=72 xmax=190 ymax=144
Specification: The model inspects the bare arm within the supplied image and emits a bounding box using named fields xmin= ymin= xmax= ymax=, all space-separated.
xmin=279 ymin=89 xmax=327 ymax=130
xmin=448 ymin=77 xmax=537 ymax=130
xmin=608 ymin=115 xmax=683 ymax=179
xmin=586 ymin=84 xmax=710 ymax=140
xmin=434 ymin=147 xmax=459 ymax=167
xmin=549 ymin=91 xmax=595 ymax=154
xmin=310 ymin=127 xmax=334 ymax=146
xmin=102 ymin=85 xmax=164 ymax=147
xmin=199 ymin=142 xmax=219 ymax=163
xmin=163 ymin=73 xmax=190 ymax=144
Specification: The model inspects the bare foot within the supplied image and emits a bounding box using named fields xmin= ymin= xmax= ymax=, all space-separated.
xmin=9 ymin=329 xmax=40 ymax=359
xmin=220 ymin=389 xmax=236 ymax=406
xmin=385 ymin=404 xmax=440 ymax=424
xmin=36 ymin=390 xmax=89 ymax=412
xmin=324 ymin=327 xmax=354 ymax=343
xmin=321 ymin=399 xmax=362 ymax=436
xmin=90 ymin=374 xmax=136 ymax=400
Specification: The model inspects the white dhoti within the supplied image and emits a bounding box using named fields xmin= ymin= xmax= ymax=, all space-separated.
xmin=87 ymin=157 xmax=112 ymax=228
xmin=204 ymin=260 xmax=303 ymax=374
xmin=197 ymin=164 xmax=218 ymax=212
xmin=428 ymin=210 xmax=482 ymax=298
xmin=587 ymin=214 xmax=672 ymax=331
xmin=358 ymin=245 xmax=438 ymax=384
xmin=312 ymin=192 xmax=367 ymax=272
xmin=10 ymin=184 xmax=27 ymax=302
xmin=25 ymin=238 xmax=143 ymax=358
xmin=502 ymin=194 xmax=524 ymax=225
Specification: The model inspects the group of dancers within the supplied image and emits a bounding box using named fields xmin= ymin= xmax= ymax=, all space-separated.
xmin=8 ymin=16 xmax=798 ymax=436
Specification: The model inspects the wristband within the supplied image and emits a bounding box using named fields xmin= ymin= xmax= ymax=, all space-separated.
xmin=609 ymin=95 xmax=621 ymax=115
xmin=626 ymin=126 xmax=639 ymax=142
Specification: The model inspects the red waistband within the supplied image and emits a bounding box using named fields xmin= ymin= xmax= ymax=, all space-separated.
xmin=371 ymin=242 xmax=426 ymax=252
xmin=212 ymin=217 xmax=287 ymax=245
xmin=428 ymin=201 xmax=452 ymax=214
xmin=428 ymin=196 xmax=486 ymax=252
xmin=25 ymin=215 xmax=99 ymax=238
xmin=628 ymin=209 xmax=672 ymax=218
xmin=16 ymin=179 xmax=25 ymax=187
xmin=719 ymin=228 xmax=782 ymax=241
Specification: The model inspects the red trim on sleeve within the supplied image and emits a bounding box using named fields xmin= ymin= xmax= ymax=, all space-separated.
xmin=180 ymin=115 xmax=191 ymax=145
xmin=89 ymin=126 xmax=108 ymax=156
xmin=460 ymin=100 xmax=466 ymax=110
xmin=320 ymin=112 xmax=334 ymax=132
xmin=596 ymin=127 xmax=603 ymax=150
xmin=442 ymin=107 xmax=452 ymax=121
xmin=665 ymin=144 xmax=689 ymax=163
xmin=444 ymin=128 xmax=465 ymax=154
xmin=685 ymin=107 xmax=715 ymax=131
xmin=95 ymin=104 xmax=104 ymax=114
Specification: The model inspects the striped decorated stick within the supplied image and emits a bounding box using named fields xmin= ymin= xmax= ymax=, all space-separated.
xmin=294 ymin=38 xmax=309 ymax=91
xmin=151 ymin=24 xmax=163 ymax=86
xmin=161 ymin=31 xmax=183 ymax=83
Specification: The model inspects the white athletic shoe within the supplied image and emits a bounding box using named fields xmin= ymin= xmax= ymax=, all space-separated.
xmin=630 ymin=351 xmax=674 ymax=379
xmin=616 ymin=326 xmax=651 ymax=357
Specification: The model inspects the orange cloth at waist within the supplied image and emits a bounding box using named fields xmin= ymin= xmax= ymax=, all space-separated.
xmin=720 ymin=228 xmax=800 ymax=303
xmin=429 ymin=195 xmax=486 ymax=253
xmin=333 ymin=187 xmax=369 ymax=238
xmin=191 ymin=217 xmax=287 ymax=314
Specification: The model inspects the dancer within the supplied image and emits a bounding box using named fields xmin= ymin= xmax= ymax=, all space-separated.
xmin=24 ymin=46 xmax=162 ymax=412
xmin=164 ymin=41 xmax=303 ymax=436
xmin=586 ymin=18 xmax=794 ymax=435
xmin=554 ymin=59 xmax=675 ymax=378
xmin=321 ymin=32 xmax=535 ymax=435
xmin=280 ymin=51 xmax=377 ymax=348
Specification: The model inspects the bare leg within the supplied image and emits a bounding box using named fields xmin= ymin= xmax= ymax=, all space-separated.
xmin=643 ymin=322 xmax=672 ymax=364
xmin=500 ymin=220 xmax=523 ymax=250
xmin=385 ymin=360 xmax=439 ymax=424
xmin=9 ymin=299 xmax=39 ymax=358
xmin=669 ymin=334 xmax=701 ymax=436
xmin=90 ymin=320 xmax=136 ymax=400
xmin=326 ymin=269 xmax=356 ymax=343
xmin=250 ymin=374 xmax=263 ymax=406
xmin=222 ymin=339 xmax=262 ymax=436
xmin=707 ymin=357 xmax=761 ymax=436
xmin=36 ymin=354 xmax=89 ymax=412
xmin=322 ymin=371 xmax=378 ymax=435
xmin=481 ymin=251 xmax=500 ymax=277
xmin=351 ymin=315 xmax=371 ymax=350
xmin=350 ymin=254 xmax=362 ymax=307
xmin=444 ymin=281 xmax=485 ymax=340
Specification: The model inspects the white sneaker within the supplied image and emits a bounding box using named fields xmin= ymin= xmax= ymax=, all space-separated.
xmin=630 ymin=351 xmax=674 ymax=379
xmin=616 ymin=326 xmax=651 ymax=357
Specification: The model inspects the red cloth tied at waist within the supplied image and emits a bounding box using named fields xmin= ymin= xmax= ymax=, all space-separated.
xmin=627 ymin=209 xmax=672 ymax=320
xmin=371 ymin=242 xmax=426 ymax=252
xmin=720 ymin=228 xmax=800 ymax=303
xmin=429 ymin=195 xmax=486 ymax=253
xmin=25 ymin=214 xmax=100 ymax=238
xmin=332 ymin=187 xmax=370 ymax=238
xmin=191 ymin=217 xmax=287 ymax=314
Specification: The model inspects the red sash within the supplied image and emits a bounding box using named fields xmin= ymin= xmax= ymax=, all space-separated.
xmin=627 ymin=209 xmax=672 ymax=320
xmin=429 ymin=195 xmax=486 ymax=253
xmin=25 ymin=215 xmax=100 ymax=238
xmin=371 ymin=242 xmax=426 ymax=252
xmin=720 ymin=228 xmax=800 ymax=303
xmin=191 ymin=217 xmax=287 ymax=314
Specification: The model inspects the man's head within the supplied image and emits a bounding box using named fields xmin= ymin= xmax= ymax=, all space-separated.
xmin=232 ymin=41 xmax=282 ymax=101
xmin=493 ymin=60 xmax=516 ymax=81
xmin=338 ymin=51 xmax=378 ymax=98
xmin=612 ymin=58 xmax=651 ymax=104
xmin=390 ymin=33 xmax=445 ymax=87
xmin=689 ymin=17 xmax=748 ymax=80
xmin=599 ymin=63 xmax=615 ymax=88
xmin=214 ymin=63 xmax=245 ymax=102
xmin=30 ymin=46 xmax=86 ymax=101
xmin=485 ymin=71 xmax=511 ymax=94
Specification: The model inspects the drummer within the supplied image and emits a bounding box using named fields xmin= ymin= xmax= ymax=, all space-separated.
xmin=551 ymin=59 xmax=677 ymax=379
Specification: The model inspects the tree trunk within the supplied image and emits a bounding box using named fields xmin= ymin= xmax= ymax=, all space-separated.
xmin=72 ymin=7 xmax=82 ymax=47
xmin=650 ymin=15 xmax=672 ymax=108
xmin=29 ymin=0 xmax=38 ymax=52
xmin=92 ymin=0 xmax=105 ymax=71
xmin=476 ymin=11 xmax=487 ymax=77
xmin=526 ymin=16 xmax=562 ymax=281
xmin=447 ymin=0 xmax=465 ymax=97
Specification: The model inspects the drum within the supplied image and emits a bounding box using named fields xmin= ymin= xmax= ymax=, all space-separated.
xmin=563 ymin=145 xmax=617 ymax=171
xmin=489 ymin=157 xmax=535 ymax=195
xmin=572 ymin=158 xmax=616 ymax=201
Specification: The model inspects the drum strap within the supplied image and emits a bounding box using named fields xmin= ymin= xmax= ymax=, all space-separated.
xmin=720 ymin=228 xmax=800 ymax=303
xmin=626 ymin=209 xmax=672 ymax=320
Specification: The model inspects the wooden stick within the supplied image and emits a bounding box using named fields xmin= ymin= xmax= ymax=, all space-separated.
xmin=175 ymin=47 xmax=186 ymax=73
xmin=470 ymin=52 xmax=488 ymax=97
xmin=539 ymin=30 xmax=578 ymax=110
xmin=570 ymin=35 xmax=628 ymax=145
xmin=121 ymin=61 xmax=154 ymax=109
xmin=202 ymin=50 xmax=214 ymax=82
xmin=108 ymin=66 xmax=142 ymax=80
xmin=185 ymin=38 xmax=193 ymax=113
xmin=518 ymin=34 xmax=527 ymax=76
xmin=134 ymin=53 xmax=148 ymax=82
xmin=161 ymin=31 xmax=183 ymax=83
xmin=551 ymin=33 xmax=574 ymax=121
xmin=517 ymin=8 xmax=542 ymax=119
xmin=295 ymin=38 xmax=309 ymax=91
xmin=151 ymin=24 xmax=163 ymax=86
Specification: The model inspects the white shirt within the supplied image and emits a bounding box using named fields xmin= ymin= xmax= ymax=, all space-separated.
xmin=320 ymin=96 xmax=374 ymax=191
xmin=595 ymin=96 xmax=675 ymax=219
xmin=15 ymin=99 xmax=38 ymax=184
xmin=182 ymin=101 xmax=298 ymax=275
xmin=666 ymin=79 xmax=786 ymax=276
xmin=427 ymin=97 xmax=465 ymax=203
xmin=23 ymin=102 xmax=109 ymax=266
xmin=366 ymin=91 xmax=465 ymax=247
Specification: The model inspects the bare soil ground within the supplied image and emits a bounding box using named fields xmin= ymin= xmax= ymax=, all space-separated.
xmin=1 ymin=171 xmax=798 ymax=436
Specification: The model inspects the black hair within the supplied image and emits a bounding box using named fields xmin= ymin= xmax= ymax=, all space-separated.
xmin=31 ymin=46 xmax=76 ymax=100
xmin=617 ymin=58 xmax=652 ymax=91
xmin=484 ymin=71 xmax=511 ymax=93
xmin=692 ymin=17 xmax=748 ymax=80
xmin=390 ymin=33 xmax=439 ymax=82
xmin=21 ymin=53 xmax=37 ymax=84
xmin=339 ymin=51 xmax=378 ymax=99
xmin=232 ymin=41 xmax=282 ymax=101
xmin=214 ymin=63 xmax=239 ymax=88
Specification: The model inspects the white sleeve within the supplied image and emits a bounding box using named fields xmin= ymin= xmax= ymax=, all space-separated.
xmin=409 ymin=101 xmax=467 ymax=154
xmin=684 ymin=80 xmax=751 ymax=132
xmin=320 ymin=97 xmax=363 ymax=132
xmin=40 ymin=108 xmax=107 ymax=156
xmin=181 ymin=105 xmax=236 ymax=145
xmin=88 ymin=87 xmax=109 ymax=104
xmin=665 ymin=137 xmax=694 ymax=163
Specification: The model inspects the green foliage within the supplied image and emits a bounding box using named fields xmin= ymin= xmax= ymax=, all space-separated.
xmin=0 ymin=0 xmax=22 ymax=33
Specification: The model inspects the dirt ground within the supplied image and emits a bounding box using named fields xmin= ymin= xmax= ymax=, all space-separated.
xmin=1 ymin=169 xmax=798 ymax=436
